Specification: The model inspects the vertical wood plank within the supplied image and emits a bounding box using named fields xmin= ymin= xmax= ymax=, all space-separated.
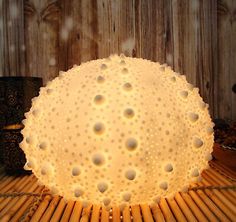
xmin=159 ymin=198 xmax=177 ymax=222
xmin=188 ymin=190 xmax=219 ymax=222
xmin=100 ymin=206 xmax=109 ymax=222
xmin=90 ymin=204 xmax=101 ymax=222
xmin=29 ymin=195 xmax=52 ymax=222
xmin=112 ymin=206 xmax=121 ymax=222
xmin=79 ymin=204 xmax=92 ymax=222
xmin=199 ymin=0 xmax=218 ymax=118
xmin=122 ymin=206 xmax=131 ymax=222
xmin=171 ymin=0 xmax=217 ymax=117
xmin=140 ymin=204 xmax=154 ymax=222
xmin=150 ymin=204 xmax=165 ymax=222
xmin=0 ymin=0 xmax=3 ymax=75
xmin=166 ymin=198 xmax=186 ymax=222
xmin=69 ymin=201 xmax=83 ymax=222
xmin=180 ymin=193 xmax=208 ymax=222
xmin=80 ymin=204 xmax=93 ymax=222
xmin=0 ymin=0 xmax=25 ymax=77
xmin=96 ymin=0 xmax=119 ymax=58
xmin=59 ymin=0 xmax=99 ymax=70
xmin=171 ymin=0 xmax=199 ymax=84
xmin=24 ymin=0 xmax=60 ymax=83
xmin=1 ymin=0 xmax=235 ymax=119
xmin=217 ymin=0 xmax=236 ymax=120
xmin=194 ymin=188 xmax=231 ymax=222
xmin=165 ymin=0 xmax=174 ymax=68
xmin=139 ymin=0 xmax=166 ymax=62
xmin=39 ymin=196 xmax=61 ymax=222
xmin=60 ymin=200 xmax=75 ymax=222
xmin=130 ymin=205 xmax=142 ymax=222
xmin=49 ymin=198 xmax=67 ymax=222
xmin=174 ymin=193 xmax=198 ymax=222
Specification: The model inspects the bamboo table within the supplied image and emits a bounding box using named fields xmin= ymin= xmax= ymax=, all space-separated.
xmin=0 ymin=160 xmax=235 ymax=222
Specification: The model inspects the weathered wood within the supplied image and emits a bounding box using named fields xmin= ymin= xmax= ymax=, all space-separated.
xmin=58 ymin=0 xmax=98 ymax=70
xmin=0 ymin=0 xmax=25 ymax=76
xmin=0 ymin=0 xmax=235 ymax=120
xmin=170 ymin=0 xmax=218 ymax=117
xmin=24 ymin=0 xmax=60 ymax=83
xmin=217 ymin=0 xmax=236 ymax=120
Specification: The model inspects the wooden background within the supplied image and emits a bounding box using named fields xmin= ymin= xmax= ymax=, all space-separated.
xmin=0 ymin=0 xmax=235 ymax=121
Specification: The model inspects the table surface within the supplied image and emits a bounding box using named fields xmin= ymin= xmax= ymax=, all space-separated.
xmin=0 ymin=160 xmax=236 ymax=222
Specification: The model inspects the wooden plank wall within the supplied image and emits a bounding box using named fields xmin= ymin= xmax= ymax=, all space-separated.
xmin=217 ymin=0 xmax=236 ymax=121
xmin=0 ymin=0 xmax=235 ymax=121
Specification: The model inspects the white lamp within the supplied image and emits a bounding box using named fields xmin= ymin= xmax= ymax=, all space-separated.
xmin=20 ymin=54 xmax=214 ymax=207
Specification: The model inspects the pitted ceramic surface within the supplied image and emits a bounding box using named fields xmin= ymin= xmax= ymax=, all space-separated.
xmin=20 ymin=54 xmax=214 ymax=206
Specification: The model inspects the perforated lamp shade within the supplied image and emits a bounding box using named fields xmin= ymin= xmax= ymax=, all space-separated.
xmin=20 ymin=55 xmax=214 ymax=207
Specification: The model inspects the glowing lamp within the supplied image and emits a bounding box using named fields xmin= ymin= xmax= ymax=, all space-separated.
xmin=20 ymin=55 xmax=214 ymax=207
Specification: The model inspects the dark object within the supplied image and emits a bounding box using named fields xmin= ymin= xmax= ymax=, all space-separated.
xmin=0 ymin=77 xmax=43 ymax=128
xmin=213 ymin=118 xmax=230 ymax=130
xmin=0 ymin=77 xmax=42 ymax=174
xmin=213 ymin=143 xmax=236 ymax=171
xmin=214 ymin=119 xmax=236 ymax=149
xmin=232 ymin=83 xmax=236 ymax=94
xmin=0 ymin=129 xmax=31 ymax=175
xmin=213 ymin=119 xmax=236 ymax=171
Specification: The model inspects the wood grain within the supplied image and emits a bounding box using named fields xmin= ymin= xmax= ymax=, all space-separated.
xmin=217 ymin=0 xmax=236 ymax=120
xmin=0 ymin=161 xmax=235 ymax=221
xmin=0 ymin=0 xmax=25 ymax=76
xmin=24 ymin=0 xmax=60 ymax=83
xmin=169 ymin=0 xmax=218 ymax=118
xmin=0 ymin=0 xmax=235 ymax=120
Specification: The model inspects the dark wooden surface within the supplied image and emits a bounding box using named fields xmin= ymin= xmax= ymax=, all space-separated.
xmin=0 ymin=0 xmax=235 ymax=120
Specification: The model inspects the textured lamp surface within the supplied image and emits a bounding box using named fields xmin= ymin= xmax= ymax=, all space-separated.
xmin=20 ymin=55 xmax=214 ymax=207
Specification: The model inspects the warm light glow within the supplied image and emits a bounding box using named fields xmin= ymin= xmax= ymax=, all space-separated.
xmin=20 ymin=54 xmax=214 ymax=207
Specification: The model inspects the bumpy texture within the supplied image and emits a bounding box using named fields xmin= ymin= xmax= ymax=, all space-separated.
xmin=20 ymin=54 xmax=214 ymax=207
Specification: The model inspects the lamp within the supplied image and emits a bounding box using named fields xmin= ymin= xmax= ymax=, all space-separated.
xmin=20 ymin=55 xmax=213 ymax=207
